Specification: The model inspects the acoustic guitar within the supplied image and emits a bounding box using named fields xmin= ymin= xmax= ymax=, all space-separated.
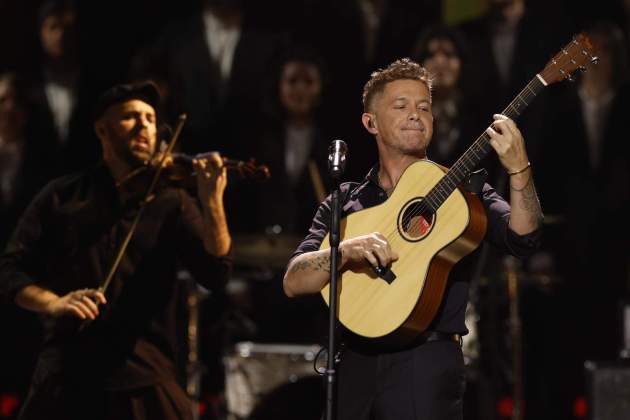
xmin=319 ymin=33 xmax=596 ymax=346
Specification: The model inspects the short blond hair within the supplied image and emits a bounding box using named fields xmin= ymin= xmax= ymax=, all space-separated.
xmin=362 ymin=58 xmax=432 ymax=112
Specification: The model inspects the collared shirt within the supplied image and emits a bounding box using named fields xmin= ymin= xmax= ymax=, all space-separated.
xmin=285 ymin=123 xmax=314 ymax=185
xmin=578 ymin=87 xmax=615 ymax=171
xmin=0 ymin=163 xmax=231 ymax=389
xmin=43 ymin=75 xmax=76 ymax=143
xmin=202 ymin=9 xmax=241 ymax=84
xmin=291 ymin=164 xmax=541 ymax=339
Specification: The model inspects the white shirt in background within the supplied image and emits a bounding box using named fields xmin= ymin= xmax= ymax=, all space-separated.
xmin=579 ymin=87 xmax=614 ymax=170
xmin=44 ymin=78 xmax=76 ymax=143
xmin=203 ymin=10 xmax=241 ymax=84
xmin=284 ymin=124 xmax=314 ymax=185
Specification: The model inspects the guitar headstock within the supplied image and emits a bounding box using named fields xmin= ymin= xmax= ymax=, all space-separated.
xmin=539 ymin=33 xmax=597 ymax=85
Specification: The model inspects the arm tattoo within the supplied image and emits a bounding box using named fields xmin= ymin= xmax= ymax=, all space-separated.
xmin=510 ymin=174 xmax=543 ymax=226
xmin=290 ymin=253 xmax=331 ymax=274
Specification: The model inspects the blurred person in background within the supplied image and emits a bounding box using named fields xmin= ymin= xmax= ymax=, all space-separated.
xmin=233 ymin=47 xmax=333 ymax=345
xmin=532 ymin=20 xmax=630 ymax=418
xmin=146 ymin=0 xmax=282 ymax=157
xmin=24 ymin=0 xmax=99 ymax=176
xmin=0 ymin=73 xmax=29 ymax=245
xmin=0 ymin=73 xmax=43 ymax=416
xmin=411 ymin=24 xmax=481 ymax=167
xmin=539 ymin=20 xmax=630 ymax=295
xmin=256 ymin=47 xmax=331 ymax=236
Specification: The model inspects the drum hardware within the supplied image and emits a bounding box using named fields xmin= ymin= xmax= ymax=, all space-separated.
xmin=178 ymin=270 xmax=210 ymax=420
xmin=224 ymin=342 xmax=322 ymax=419
xmin=231 ymin=233 xmax=303 ymax=270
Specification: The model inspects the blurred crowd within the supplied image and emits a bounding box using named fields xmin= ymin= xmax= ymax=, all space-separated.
xmin=1 ymin=0 xmax=629 ymax=419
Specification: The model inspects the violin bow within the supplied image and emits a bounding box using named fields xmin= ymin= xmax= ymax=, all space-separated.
xmin=97 ymin=113 xmax=187 ymax=295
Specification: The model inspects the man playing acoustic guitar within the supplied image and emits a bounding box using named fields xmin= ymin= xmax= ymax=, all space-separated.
xmin=283 ymin=58 xmax=542 ymax=419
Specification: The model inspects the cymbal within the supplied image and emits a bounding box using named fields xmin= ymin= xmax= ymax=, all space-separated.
xmin=232 ymin=233 xmax=303 ymax=269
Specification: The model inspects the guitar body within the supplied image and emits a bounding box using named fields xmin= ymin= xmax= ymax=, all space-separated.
xmin=320 ymin=160 xmax=487 ymax=346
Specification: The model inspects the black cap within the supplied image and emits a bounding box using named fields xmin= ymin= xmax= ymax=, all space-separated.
xmin=92 ymin=80 xmax=160 ymax=121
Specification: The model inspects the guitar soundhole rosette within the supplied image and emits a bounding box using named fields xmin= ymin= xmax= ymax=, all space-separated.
xmin=397 ymin=197 xmax=435 ymax=242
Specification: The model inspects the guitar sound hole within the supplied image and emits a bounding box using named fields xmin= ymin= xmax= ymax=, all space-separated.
xmin=399 ymin=200 xmax=435 ymax=241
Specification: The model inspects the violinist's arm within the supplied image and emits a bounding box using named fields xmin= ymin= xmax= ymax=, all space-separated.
xmin=193 ymin=154 xmax=231 ymax=256
xmin=16 ymin=284 xmax=105 ymax=320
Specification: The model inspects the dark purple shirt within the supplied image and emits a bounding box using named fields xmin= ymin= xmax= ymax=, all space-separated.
xmin=291 ymin=164 xmax=541 ymax=337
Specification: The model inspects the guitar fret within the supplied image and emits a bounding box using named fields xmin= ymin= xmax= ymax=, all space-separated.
xmin=443 ymin=176 xmax=455 ymax=190
xmin=435 ymin=185 xmax=447 ymax=201
xmin=525 ymin=84 xmax=536 ymax=96
xmin=453 ymin=164 xmax=466 ymax=180
xmin=425 ymin=194 xmax=437 ymax=212
xmin=462 ymin=154 xmax=473 ymax=168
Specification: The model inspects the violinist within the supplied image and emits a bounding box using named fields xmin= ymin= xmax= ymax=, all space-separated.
xmin=0 ymin=81 xmax=232 ymax=420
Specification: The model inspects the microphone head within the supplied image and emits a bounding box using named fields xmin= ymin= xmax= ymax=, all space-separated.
xmin=330 ymin=139 xmax=347 ymax=153
xmin=328 ymin=139 xmax=347 ymax=178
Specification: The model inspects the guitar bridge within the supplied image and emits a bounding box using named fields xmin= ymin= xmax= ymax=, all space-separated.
xmin=373 ymin=265 xmax=396 ymax=284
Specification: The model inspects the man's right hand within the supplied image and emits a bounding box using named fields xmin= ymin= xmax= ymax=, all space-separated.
xmin=339 ymin=232 xmax=399 ymax=270
xmin=45 ymin=289 xmax=107 ymax=320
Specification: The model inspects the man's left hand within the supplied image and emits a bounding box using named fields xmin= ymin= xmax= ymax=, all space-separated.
xmin=486 ymin=114 xmax=530 ymax=173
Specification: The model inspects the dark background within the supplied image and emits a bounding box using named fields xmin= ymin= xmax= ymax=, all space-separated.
xmin=1 ymin=0 xmax=629 ymax=419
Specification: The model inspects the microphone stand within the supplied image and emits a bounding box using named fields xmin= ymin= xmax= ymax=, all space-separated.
xmin=326 ymin=141 xmax=346 ymax=420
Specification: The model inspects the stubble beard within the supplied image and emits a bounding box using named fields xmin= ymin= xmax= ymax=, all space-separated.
xmin=114 ymin=138 xmax=154 ymax=168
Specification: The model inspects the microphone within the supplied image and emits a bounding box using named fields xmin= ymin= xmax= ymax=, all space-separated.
xmin=328 ymin=139 xmax=347 ymax=179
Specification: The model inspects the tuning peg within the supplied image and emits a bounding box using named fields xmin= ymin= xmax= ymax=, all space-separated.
xmin=590 ymin=56 xmax=599 ymax=65
xmin=579 ymin=65 xmax=587 ymax=73
xmin=567 ymin=74 xmax=575 ymax=82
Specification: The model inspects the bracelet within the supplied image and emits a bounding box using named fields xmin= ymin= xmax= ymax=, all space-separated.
xmin=507 ymin=162 xmax=531 ymax=176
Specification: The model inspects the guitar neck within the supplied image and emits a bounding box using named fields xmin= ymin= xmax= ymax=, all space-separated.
xmin=423 ymin=75 xmax=547 ymax=212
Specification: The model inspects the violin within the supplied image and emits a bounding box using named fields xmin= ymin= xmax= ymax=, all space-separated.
xmin=117 ymin=152 xmax=271 ymax=192
xmin=170 ymin=152 xmax=271 ymax=183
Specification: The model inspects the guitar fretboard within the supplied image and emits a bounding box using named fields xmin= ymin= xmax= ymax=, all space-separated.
xmin=423 ymin=75 xmax=546 ymax=212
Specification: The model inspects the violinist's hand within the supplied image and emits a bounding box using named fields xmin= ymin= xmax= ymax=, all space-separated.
xmin=46 ymin=288 xmax=107 ymax=320
xmin=193 ymin=152 xmax=227 ymax=205
xmin=193 ymin=153 xmax=231 ymax=256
